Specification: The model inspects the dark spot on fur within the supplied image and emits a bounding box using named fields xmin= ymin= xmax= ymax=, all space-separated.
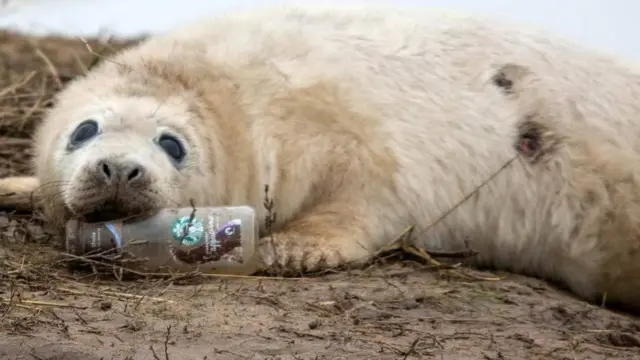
xmin=517 ymin=129 xmax=541 ymax=156
xmin=515 ymin=117 xmax=543 ymax=160
xmin=492 ymin=71 xmax=514 ymax=92
xmin=515 ymin=115 xmax=562 ymax=164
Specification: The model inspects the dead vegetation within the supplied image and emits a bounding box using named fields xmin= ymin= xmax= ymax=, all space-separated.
xmin=0 ymin=29 xmax=639 ymax=360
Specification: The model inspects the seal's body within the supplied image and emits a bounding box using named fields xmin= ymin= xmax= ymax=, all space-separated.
xmin=2 ymin=5 xmax=640 ymax=313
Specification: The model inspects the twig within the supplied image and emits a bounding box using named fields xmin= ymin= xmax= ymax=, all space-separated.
xmin=150 ymin=325 xmax=172 ymax=360
xmin=150 ymin=345 xmax=161 ymax=360
xmin=413 ymin=154 xmax=519 ymax=240
xmin=58 ymin=252 xmax=302 ymax=280
xmin=179 ymin=198 xmax=197 ymax=243
xmin=263 ymin=184 xmax=277 ymax=239
xmin=0 ymin=298 xmax=85 ymax=309
xmin=0 ymin=281 xmax=18 ymax=319
xmin=0 ymin=71 xmax=36 ymax=99
xmin=426 ymin=249 xmax=479 ymax=258
xmin=78 ymin=36 xmax=131 ymax=71
xmin=57 ymin=287 xmax=174 ymax=304
xmin=34 ymin=48 xmax=63 ymax=89
xmin=403 ymin=337 xmax=420 ymax=360
xmin=164 ymin=325 xmax=172 ymax=360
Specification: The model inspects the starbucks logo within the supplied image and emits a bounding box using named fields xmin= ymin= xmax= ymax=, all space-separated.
xmin=171 ymin=216 xmax=205 ymax=246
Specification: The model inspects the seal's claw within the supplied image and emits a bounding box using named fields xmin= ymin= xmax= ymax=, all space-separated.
xmin=258 ymin=233 xmax=348 ymax=276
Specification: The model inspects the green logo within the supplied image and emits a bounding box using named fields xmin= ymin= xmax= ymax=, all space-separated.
xmin=171 ymin=215 xmax=204 ymax=246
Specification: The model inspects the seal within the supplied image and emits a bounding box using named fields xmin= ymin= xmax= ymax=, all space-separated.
xmin=2 ymin=4 xmax=640 ymax=314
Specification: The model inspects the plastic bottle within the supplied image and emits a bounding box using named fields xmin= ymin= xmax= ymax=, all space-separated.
xmin=64 ymin=205 xmax=262 ymax=276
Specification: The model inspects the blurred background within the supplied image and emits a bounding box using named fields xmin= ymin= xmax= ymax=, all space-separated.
xmin=0 ymin=0 xmax=638 ymax=59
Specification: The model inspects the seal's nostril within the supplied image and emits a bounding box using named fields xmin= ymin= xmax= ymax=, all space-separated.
xmin=99 ymin=161 xmax=112 ymax=180
xmin=96 ymin=159 xmax=144 ymax=185
xmin=127 ymin=167 xmax=142 ymax=182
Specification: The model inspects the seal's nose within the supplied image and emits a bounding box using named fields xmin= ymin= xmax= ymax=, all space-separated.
xmin=95 ymin=158 xmax=145 ymax=186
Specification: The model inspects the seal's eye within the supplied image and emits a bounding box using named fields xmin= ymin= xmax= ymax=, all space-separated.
xmin=68 ymin=119 xmax=99 ymax=149
xmin=158 ymin=134 xmax=186 ymax=163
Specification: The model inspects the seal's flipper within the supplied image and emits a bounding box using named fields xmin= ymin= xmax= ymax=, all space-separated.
xmin=0 ymin=176 xmax=40 ymax=211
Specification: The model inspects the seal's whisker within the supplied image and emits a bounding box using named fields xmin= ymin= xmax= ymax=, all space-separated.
xmin=36 ymin=190 xmax=67 ymax=201
xmin=151 ymin=189 xmax=182 ymax=207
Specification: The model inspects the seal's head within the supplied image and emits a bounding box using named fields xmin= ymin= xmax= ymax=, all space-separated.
xmin=46 ymin=98 xmax=194 ymax=223
xmin=30 ymin=54 xmax=235 ymax=230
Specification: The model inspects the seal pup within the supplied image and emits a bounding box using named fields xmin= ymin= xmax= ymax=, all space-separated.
xmin=2 ymin=5 xmax=640 ymax=313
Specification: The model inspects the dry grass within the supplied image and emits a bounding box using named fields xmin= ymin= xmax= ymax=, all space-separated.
xmin=0 ymin=30 xmax=141 ymax=176
xmin=0 ymin=29 xmax=638 ymax=359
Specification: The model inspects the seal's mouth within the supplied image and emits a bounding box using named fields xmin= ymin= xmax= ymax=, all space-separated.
xmin=81 ymin=210 xmax=133 ymax=224
xmin=73 ymin=200 xmax=142 ymax=224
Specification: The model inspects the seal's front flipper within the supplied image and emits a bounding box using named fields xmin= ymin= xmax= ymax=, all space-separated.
xmin=257 ymin=200 xmax=382 ymax=276
xmin=0 ymin=176 xmax=40 ymax=211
